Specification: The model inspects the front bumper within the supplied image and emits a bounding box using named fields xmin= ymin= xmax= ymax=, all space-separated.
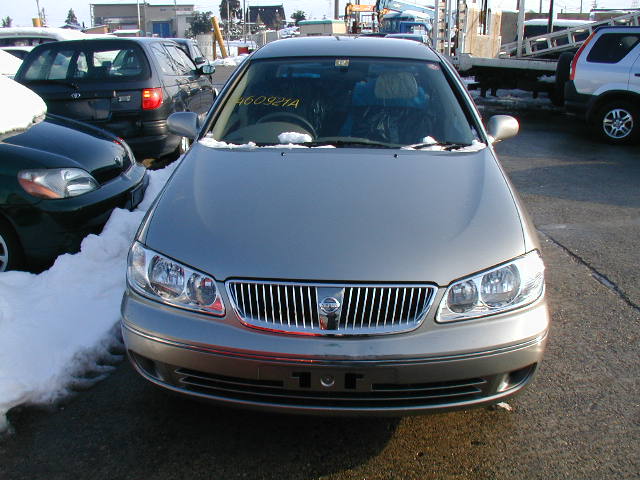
xmin=121 ymin=289 xmax=550 ymax=415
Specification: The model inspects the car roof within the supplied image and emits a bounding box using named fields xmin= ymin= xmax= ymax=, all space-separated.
xmin=593 ymin=25 xmax=640 ymax=32
xmin=28 ymin=37 xmax=174 ymax=48
xmin=168 ymin=38 xmax=195 ymax=44
xmin=251 ymin=36 xmax=439 ymax=62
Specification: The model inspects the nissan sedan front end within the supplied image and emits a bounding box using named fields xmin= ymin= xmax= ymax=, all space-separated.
xmin=121 ymin=36 xmax=550 ymax=415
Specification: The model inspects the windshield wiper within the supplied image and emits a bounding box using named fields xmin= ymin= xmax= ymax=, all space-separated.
xmin=305 ymin=137 xmax=396 ymax=149
xmin=403 ymin=141 xmax=472 ymax=151
xmin=24 ymin=79 xmax=79 ymax=90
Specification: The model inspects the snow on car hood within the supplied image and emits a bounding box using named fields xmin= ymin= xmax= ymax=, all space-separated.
xmin=0 ymin=75 xmax=46 ymax=136
xmin=143 ymin=145 xmax=526 ymax=285
xmin=0 ymin=50 xmax=22 ymax=77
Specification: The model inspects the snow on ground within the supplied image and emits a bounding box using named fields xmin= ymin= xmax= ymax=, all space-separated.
xmin=0 ymin=162 xmax=177 ymax=433
xmin=212 ymin=55 xmax=249 ymax=67
xmin=470 ymin=87 xmax=561 ymax=111
xmin=0 ymin=76 xmax=46 ymax=136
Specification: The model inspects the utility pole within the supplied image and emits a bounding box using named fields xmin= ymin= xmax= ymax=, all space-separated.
xmin=226 ymin=1 xmax=230 ymax=46
xmin=137 ymin=0 xmax=141 ymax=33
xmin=174 ymin=0 xmax=178 ymax=36
xmin=516 ymin=0 xmax=525 ymax=57
xmin=547 ymin=0 xmax=554 ymax=34
xmin=34 ymin=0 xmax=44 ymax=26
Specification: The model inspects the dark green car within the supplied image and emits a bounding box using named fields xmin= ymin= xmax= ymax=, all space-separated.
xmin=0 ymin=113 xmax=148 ymax=271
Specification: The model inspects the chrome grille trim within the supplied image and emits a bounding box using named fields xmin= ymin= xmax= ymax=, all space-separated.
xmin=225 ymin=281 xmax=437 ymax=336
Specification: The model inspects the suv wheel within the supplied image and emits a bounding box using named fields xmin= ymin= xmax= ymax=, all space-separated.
xmin=595 ymin=101 xmax=639 ymax=144
xmin=0 ymin=219 xmax=23 ymax=272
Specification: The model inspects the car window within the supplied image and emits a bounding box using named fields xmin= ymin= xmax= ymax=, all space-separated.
xmin=23 ymin=49 xmax=75 ymax=80
xmin=151 ymin=43 xmax=183 ymax=75
xmin=107 ymin=48 xmax=144 ymax=77
xmin=192 ymin=43 xmax=206 ymax=60
xmin=209 ymin=57 xmax=477 ymax=147
xmin=587 ymin=33 xmax=640 ymax=63
xmin=166 ymin=44 xmax=196 ymax=74
xmin=21 ymin=44 xmax=148 ymax=81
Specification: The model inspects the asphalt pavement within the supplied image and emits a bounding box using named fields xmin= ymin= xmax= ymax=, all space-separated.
xmin=1 ymin=99 xmax=638 ymax=480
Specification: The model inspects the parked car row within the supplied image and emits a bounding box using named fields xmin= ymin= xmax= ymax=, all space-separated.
xmin=2 ymin=31 xmax=555 ymax=417
xmin=1 ymin=34 xmax=218 ymax=272
xmin=14 ymin=37 xmax=216 ymax=159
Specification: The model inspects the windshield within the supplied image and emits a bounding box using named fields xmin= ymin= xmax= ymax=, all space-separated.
xmin=209 ymin=57 xmax=478 ymax=148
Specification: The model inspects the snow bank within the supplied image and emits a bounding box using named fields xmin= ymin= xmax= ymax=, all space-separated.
xmin=471 ymin=88 xmax=561 ymax=111
xmin=0 ymin=162 xmax=177 ymax=432
xmin=0 ymin=76 xmax=46 ymax=136
xmin=212 ymin=55 xmax=248 ymax=67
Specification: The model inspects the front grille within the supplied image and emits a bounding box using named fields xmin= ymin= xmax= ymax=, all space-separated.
xmin=226 ymin=281 xmax=436 ymax=335
xmin=175 ymin=367 xmax=487 ymax=409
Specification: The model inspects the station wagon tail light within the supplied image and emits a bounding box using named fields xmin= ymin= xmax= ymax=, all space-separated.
xmin=18 ymin=168 xmax=98 ymax=199
xmin=127 ymin=242 xmax=225 ymax=316
xmin=142 ymin=88 xmax=162 ymax=110
xmin=437 ymin=251 xmax=545 ymax=323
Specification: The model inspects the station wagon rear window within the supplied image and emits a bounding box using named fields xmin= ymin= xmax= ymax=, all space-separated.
xmin=22 ymin=44 xmax=149 ymax=81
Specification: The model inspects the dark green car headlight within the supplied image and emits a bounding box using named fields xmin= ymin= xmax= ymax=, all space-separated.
xmin=18 ymin=168 xmax=98 ymax=199
xmin=127 ymin=242 xmax=225 ymax=316
xmin=437 ymin=251 xmax=545 ymax=323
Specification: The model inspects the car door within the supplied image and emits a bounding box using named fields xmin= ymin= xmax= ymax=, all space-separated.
xmin=629 ymin=44 xmax=640 ymax=95
xmin=148 ymin=41 xmax=184 ymax=110
xmin=164 ymin=43 xmax=214 ymax=118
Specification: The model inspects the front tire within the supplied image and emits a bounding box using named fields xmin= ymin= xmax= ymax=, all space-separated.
xmin=0 ymin=218 xmax=24 ymax=272
xmin=594 ymin=101 xmax=639 ymax=144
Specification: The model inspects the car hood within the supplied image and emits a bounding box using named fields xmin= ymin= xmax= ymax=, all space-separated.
xmin=143 ymin=145 xmax=526 ymax=286
xmin=2 ymin=115 xmax=131 ymax=182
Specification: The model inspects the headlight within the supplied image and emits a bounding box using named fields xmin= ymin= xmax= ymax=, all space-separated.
xmin=18 ymin=168 xmax=98 ymax=199
xmin=437 ymin=251 xmax=544 ymax=323
xmin=127 ymin=242 xmax=225 ymax=316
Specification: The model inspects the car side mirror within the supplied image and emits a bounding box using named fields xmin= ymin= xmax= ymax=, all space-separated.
xmin=194 ymin=56 xmax=206 ymax=64
xmin=486 ymin=115 xmax=519 ymax=143
xmin=167 ymin=112 xmax=199 ymax=139
xmin=198 ymin=64 xmax=215 ymax=75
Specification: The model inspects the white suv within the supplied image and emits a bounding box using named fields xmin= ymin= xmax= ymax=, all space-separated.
xmin=564 ymin=26 xmax=640 ymax=144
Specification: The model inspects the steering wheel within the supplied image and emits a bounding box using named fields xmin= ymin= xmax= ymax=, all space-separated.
xmin=257 ymin=112 xmax=317 ymax=138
